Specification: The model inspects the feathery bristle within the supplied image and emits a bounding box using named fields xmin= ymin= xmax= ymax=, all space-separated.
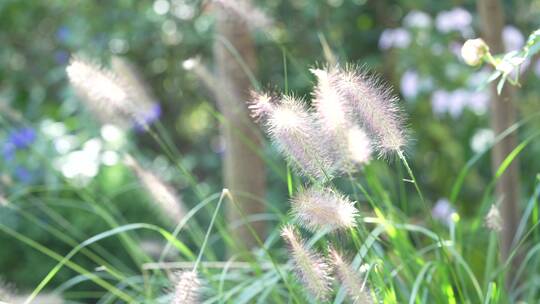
xmin=213 ymin=0 xmax=273 ymax=30
xmin=66 ymin=57 xmax=131 ymax=125
xmin=329 ymin=247 xmax=373 ymax=304
xmin=291 ymin=187 xmax=358 ymax=232
xmin=248 ymin=91 xmax=276 ymax=122
xmin=281 ymin=225 xmax=333 ymax=301
xmin=110 ymin=56 xmax=160 ymax=129
xmin=311 ymin=68 xmax=352 ymax=132
xmin=266 ymin=95 xmax=335 ymax=179
xmin=172 ymin=271 xmax=200 ymax=304
xmin=124 ymin=155 xmax=185 ymax=224
xmin=334 ymin=65 xmax=407 ymax=155
xmin=311 ymin=67 xmax=372 ymax=171
xmin=346 ymin=126 xmax=372 ymax=165
xmin=485 ymin=204 xmax=502 ymax=231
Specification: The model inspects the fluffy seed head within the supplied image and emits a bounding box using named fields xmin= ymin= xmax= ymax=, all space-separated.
xmin=485 ymin=204 xmax=502 ymax=231
xmin=311 ymin=68 xmax=350 ymax=132
xmin=291 ymin=187 xmax=358 ymax=232
xmin=173 ymin=271 xmax=200 ymax=304
xmin=266 ymin=95 xmax=335 ymax=179
xmin=311 ymin=67 xmax=372 ymax=171
xmin=66 ymin=56 xmax=161 ymax=129
xmin=124 ymin=155 xmax=185 ymax=224
xmin=329 ymin=247 xmax=374 ymax=304
xmin=334 ymin=66 xmax=407 ymax=155
xmin=281 ymin=225 xmax=333 ymax=301
xmin=66 ymin=57 xmax=131 ymax=125
xmin=110 ymin=56 xmax=160 ymax=129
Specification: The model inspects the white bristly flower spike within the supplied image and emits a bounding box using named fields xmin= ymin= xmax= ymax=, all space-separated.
xmin=310 ymin=67 xmax=372 ymax=171
xmin=485 ymin=204 xmax=502 ymax=231
xmin=66 ymin=56 xmax=132 ymax=125
xmin=247 ymin=91 xmax=276 ymax=122
xmin=330 ymin=66 xmax=407 ymax=155
xmin=461 ymin=38 xmax=489 ymax=66
xmin=346 ymin=126 xmax=372 ymax=165
xmin=329 ymin=247 xmax=374 ymax=304
xmin=124 ymin=155 xmax=186 ymax=225
xmin=291 ymin=187 xmax=358 ymax=232
xmin=281 ymin=225 xmax=333 ymax=301
xmin=264 ymin=95 xmax=335 ymax=179
xmin=172 ymin=271 xmax=200 ymax=304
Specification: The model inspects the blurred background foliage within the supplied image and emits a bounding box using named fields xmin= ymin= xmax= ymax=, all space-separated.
xmin=2 ymin=0 xmax=540 ymax=295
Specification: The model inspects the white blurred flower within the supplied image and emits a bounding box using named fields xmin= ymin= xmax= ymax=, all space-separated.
xmin=403 ymin=10 xmax=431 ymax=28
xmin=101 ymin=150 xmax=119 ymax=166
xmin=54 ymin=135 xmax=78 ymax=154
xmin=470 ymin=128 xmax=495 ymax=153
xmin=100 ymin=124 xmax=124 ymax=145
xmin=40 ymin=120 xmax=66 ymax=138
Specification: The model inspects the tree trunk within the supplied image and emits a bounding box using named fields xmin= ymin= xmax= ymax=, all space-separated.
xmin=212 ymin=2 xmax=266 ymax=250
xmin=477 ymin=0 xmax=521 ymax=288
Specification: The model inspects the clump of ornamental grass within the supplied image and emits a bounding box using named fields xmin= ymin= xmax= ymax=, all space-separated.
xmin=291 ymin=187 xmax=358 ymax=232
xmin=329 ymin=247 xmax=374 ymax=304
xmin=124 ymin=154 xmax=186 ymax=225
xmin=281 ymin=225 xmax=333 ymax=301
xmin=172 ymin=271 xmax=201 ymax=304
xmin=249 ymin=64 xmax=404 ymax=181
xmin=66 ymin=56 xmax=160 ymax=130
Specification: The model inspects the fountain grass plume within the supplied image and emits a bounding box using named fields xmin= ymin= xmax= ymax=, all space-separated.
xmin=329 ymin=247 xmax=374 ymax=304
xmin=333 ymin=64 xmax=407 ymax=156
xmin=281 ymin=225 xmax=333 ymax=301
xmin=259 ymin=93 xmax=336 ymax=179
xmin=124 ymin=154 xmax=186 ymax=225
xmin=291 ymin=186 xmax=358 ymax=232
xmin=172 ymin=271 xmax=200 ymax=304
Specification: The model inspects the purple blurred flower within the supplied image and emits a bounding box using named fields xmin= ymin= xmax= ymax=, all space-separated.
xmin=8 ymin=128 xmax=36 ymax=149
xmin=503 ymin=25 xmax=524 ymax=52
xmin=2 ymin=142 xmax=16 ymax=161
xmin=431 ymin=89 xmax=488 ymax=118
xmin=431 ymin=90 xmax=452 ymax=116
xmin=435 ymin=7 xmax=472 ymax=37
xmin=448 ymin=89 xmax=468 ymax=118
xmin=534 ymin=60 xmax=540 ymax=77
xmin=56 ymin=26 xmax=71 ymax=43
xmin=14 ymin=166 xmax=32 ymax=183
xmin=403 ymin=10 xmax=431 ymax=28
xmin=379 ymin=28 xmax=411 ymax=50
xmin=432 ymin=198 xmax=455 ymax=225
xmin=134 ymin=103 xmax=162 ymax=132
xmin=54 ymin=50 xmax=70 ymax=65
xmin=400 ymin=70 xmax=420 ymax=99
